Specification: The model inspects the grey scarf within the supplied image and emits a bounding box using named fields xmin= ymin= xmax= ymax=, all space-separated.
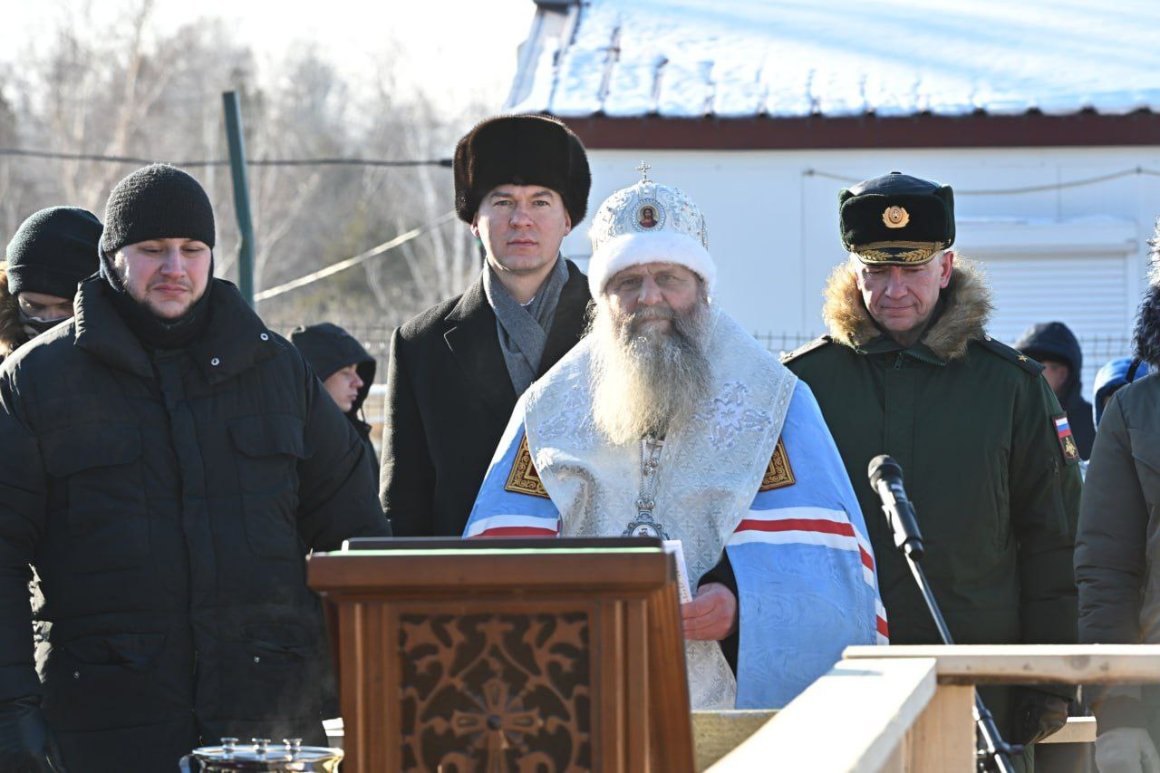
xmin=484 ymin=256 xmax=569 ymax=394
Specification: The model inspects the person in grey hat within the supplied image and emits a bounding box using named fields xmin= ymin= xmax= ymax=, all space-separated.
xmin=0 ymin=206 xmax=101 ymax=364
xmin=380 ymin=114 xmax=593 ymax=537
xmin=0 ymin=163 xmax=388 ymax=771
xmin=783 ymin=171 xmax=1080 ymax=770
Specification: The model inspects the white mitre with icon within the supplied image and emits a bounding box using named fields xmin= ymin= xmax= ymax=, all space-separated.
xmin=585 ymin=162 xmax=716 ymax=298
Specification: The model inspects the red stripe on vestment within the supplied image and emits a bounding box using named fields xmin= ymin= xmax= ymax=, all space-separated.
xmin=474 ymin=527 xmax=557 ymax=538
xmin=877 ymin=616 xmax=890 ymax=639
xmin=859 ymin=546 xmax=875 ymax=571
xmin=735 ymin=518 xmax=856 ymax=537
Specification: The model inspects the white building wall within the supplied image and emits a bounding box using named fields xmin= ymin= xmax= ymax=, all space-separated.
xmin=563 ymin=145 xmax=1160 ymax=395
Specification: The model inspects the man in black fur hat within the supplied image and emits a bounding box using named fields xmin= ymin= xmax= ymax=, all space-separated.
xmin=380 ymin=114 xmax=592 ymax=537
xmin=0 ymin=164 xmax=388 ymax=770
xmin=783 ymin=171 xmax=1080 ymax=771
xmin=0 ymin=207 xmax=101 ymax=365
xmin=1078 ymin=220 xmax=1160 ymax=773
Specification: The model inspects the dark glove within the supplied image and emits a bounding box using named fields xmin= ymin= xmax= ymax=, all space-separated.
xmin=1008 ymin=687 xmax=1071 ymax=746
xmin=0 ymin=700 xmax=66 ymax=772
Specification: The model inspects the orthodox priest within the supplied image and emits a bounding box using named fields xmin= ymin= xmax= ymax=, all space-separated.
xmin=464 ymin=171 xmax=885 ymax=710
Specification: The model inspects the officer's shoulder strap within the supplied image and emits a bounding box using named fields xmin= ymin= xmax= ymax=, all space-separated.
xmin=780 ymin=335 xmax=834 ymax=364
xmin=975 ymin=334 xmax=1044 ymax=376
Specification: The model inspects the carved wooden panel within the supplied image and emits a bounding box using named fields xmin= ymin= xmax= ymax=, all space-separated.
xmin=398 ymin=611 xmax=592 ymax=772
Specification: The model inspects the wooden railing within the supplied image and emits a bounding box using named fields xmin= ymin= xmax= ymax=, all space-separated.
xmin=704 ymin=645 xmax=1160 ymax=772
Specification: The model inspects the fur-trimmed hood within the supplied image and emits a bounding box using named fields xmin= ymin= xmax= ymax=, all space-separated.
xmin=1134 ymin=219 xmax=1160 ymax=368
xmin=0 ymin=265 xmax=30 ymax=361
xmin=822 ymin=258 xmax=993 ymax=361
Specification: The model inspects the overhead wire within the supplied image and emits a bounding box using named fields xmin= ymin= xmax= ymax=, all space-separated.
xmin=804 ymin=166 xmax=1160 ymax=195
xmin=0 ymin=147 xmax=452 ymax=168
xmin=253 ymin=211 xmax=458 ymax=302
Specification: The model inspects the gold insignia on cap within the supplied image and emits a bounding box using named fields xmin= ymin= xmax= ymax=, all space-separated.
xmin=504 ymin=435 xmax=550 ymax=499
xmin=759 ymin=438 xmax=796 ymax=492
xmin=882 ymin=206 xmax=910 ymax=229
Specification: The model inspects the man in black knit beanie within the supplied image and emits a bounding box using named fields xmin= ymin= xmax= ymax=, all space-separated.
xmin=0 ymin=163 xmax=389 ymax=770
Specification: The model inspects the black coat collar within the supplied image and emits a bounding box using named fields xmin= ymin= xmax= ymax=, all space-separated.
xmin=74 ymin=277 xmax=280 ymax=383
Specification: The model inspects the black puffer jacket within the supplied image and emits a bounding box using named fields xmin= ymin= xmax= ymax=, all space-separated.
xmin=289 ymin=323 xmax=376 ymax=466
xmin=1014 ymin=321 xmax=1096 ymax=459
xmin=0 ymin=277 xmax=388 ymax=771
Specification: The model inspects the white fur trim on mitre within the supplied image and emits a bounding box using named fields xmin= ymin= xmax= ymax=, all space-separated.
xmin=587 ymin=230 xmax=716 ymax=298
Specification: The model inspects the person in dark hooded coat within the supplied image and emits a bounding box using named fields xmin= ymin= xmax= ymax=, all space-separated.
xmin=1014 ymin=321 xmax=1096 ymax=460
xmin=1077 ymin=220 xmax=1160 ymax=773
xmin=290 ymin=322 xmax=377 ymax=470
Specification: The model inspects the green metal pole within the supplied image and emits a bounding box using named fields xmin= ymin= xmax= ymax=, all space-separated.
xmin=222 ymin=91 xmax=255 ymax=307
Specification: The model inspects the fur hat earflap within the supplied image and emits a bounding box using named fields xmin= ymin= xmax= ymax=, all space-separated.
xmin=454 ymin=114 xmax=591 ymax=226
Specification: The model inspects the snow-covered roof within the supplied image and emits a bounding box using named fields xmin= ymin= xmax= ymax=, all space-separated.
xmin=508 ymin=0 xmax=1160 ymax=120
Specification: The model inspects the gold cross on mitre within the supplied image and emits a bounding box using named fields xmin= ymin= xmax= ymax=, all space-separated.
xmin=636 ymin=160 xmax=651 ymax=181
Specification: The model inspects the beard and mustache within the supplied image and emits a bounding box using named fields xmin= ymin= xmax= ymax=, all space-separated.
xmin=587 ymin=295 xmax=713 ymax=446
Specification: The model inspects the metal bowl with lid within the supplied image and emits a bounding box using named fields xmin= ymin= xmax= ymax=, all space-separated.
xmin=181 ymin=737 xmax=343 ymax=772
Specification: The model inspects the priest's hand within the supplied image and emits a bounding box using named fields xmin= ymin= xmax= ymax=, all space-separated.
xmin=681 ymin=582 xmax=738 ymax=641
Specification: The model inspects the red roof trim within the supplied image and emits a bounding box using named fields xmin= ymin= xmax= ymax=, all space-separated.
xmin=558 ymin=111 xmax=1160 ymax=150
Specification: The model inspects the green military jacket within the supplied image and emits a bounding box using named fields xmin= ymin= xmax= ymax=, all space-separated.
xmin=784 ymin=262 xmax=1081 ymax=653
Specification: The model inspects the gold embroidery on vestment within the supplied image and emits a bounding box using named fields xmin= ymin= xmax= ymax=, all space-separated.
xmin=759 ymin=437 xmax=796 ymax=491
xmin=504 ymin=435 xmax=550 ymax=498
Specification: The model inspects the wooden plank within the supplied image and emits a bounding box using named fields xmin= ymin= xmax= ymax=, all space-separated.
xmin=692 ymin=710 xmax=777 ymax=772
xmin=1040 ymin=716 xmax=1097 ymax=745
xmin=906 ymin=685 xmax=974 ymax=772
xmin=844 ymin=645 xmax=1160 ymax=684
xmin=708 ymin=658 xmax=938 ymax=772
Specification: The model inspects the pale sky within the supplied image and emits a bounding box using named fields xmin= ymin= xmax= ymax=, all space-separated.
xmin=1 ymin=0 xmax=536 ymax=111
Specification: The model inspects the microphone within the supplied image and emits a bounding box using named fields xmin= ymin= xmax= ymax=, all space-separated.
xmin=867 ymin=455 xmax=925 ymax=560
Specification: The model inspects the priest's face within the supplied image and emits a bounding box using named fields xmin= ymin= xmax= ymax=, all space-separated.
xmin=604 ymin=262 xmax=702 ymax=334
xmin=588 ymin=265 xmax=712 ymax=445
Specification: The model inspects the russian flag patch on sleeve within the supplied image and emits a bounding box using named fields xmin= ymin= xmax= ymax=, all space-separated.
xmin=1054 ymin=414 xmax=1080 ymax=464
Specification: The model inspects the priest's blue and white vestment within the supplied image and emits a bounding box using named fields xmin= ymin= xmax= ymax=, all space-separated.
xmin=465 ymin=309 xmax=887 ymax=709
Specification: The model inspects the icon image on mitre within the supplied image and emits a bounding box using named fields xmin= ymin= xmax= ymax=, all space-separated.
xmin=638 ymin=204 xmax=659 ymax=229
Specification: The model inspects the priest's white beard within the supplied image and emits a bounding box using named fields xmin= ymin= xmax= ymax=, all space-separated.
xmin=588 ymin=297 xmax=712 ymax=445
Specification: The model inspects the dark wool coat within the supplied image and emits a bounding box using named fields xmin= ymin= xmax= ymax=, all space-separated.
xmin=1077 ymin=280 xmax=1160 ymax=742
xmin=380 ymin=259 xmax=590 ymax=537
xmin=784 ymin=261 xmax=1081 ymax=738
xmin=0 ymin=277 xmax=388 ymax=771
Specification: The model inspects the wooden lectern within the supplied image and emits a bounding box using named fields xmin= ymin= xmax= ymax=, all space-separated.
xmin=307 ymin=538 xmax=694 ymax=772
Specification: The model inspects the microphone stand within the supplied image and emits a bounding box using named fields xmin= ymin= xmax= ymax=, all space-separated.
xmin=899 ymin=550 xmax=1021 ymax=773
xmin=869 ymin=455 xmax=1020 ymax=773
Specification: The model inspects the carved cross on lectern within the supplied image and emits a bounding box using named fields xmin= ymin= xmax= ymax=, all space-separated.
xmin=453 ymin=678 xmax=545 ymax=773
